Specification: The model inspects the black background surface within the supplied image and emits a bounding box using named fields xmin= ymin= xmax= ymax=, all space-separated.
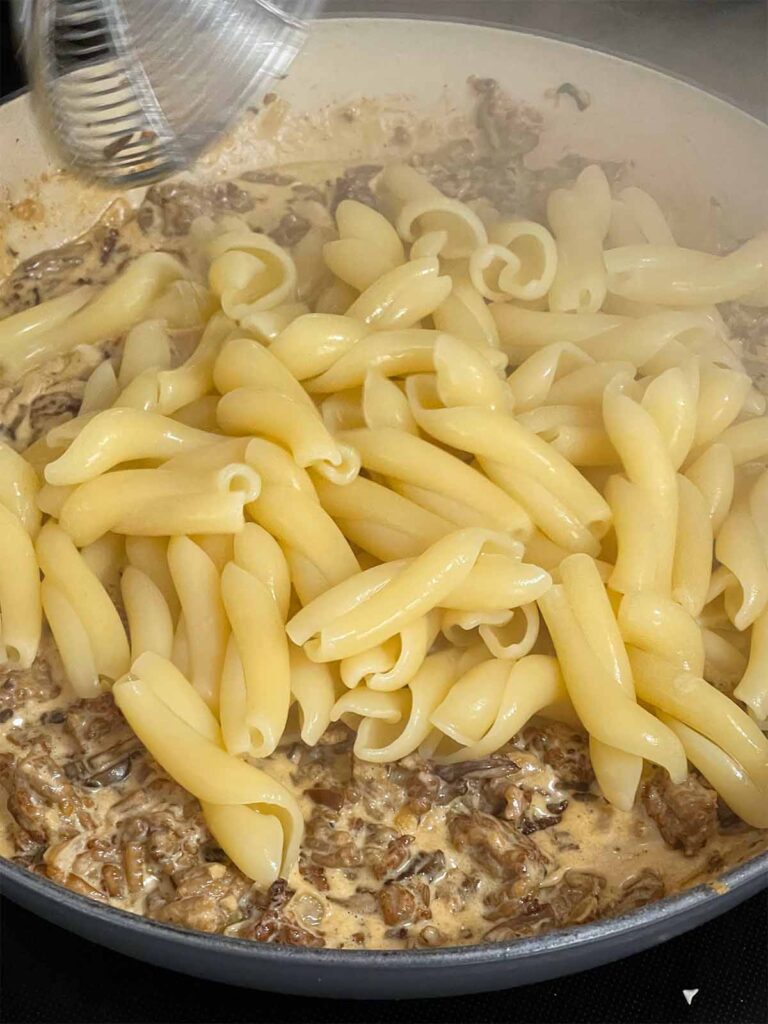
xmin=0 ymin=3 xmax=766 ymax=1021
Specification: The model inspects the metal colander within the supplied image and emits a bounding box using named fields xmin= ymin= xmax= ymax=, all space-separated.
xmin=14 ymin=0 xmax=323 ymax=187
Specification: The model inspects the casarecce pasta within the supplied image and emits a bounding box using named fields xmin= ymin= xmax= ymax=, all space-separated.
xmin=2 ymin=153 xmax=768 ymax=903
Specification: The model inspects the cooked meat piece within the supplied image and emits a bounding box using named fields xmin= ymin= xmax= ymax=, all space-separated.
xmin=367 ymin=833 xmax=414 ymax=881
xmin=0 ymin=741 xmax=92 ymax=848
xmin=523 ymin=722 xmax=595 ymax=788
xmin=330 ymin=165 xmax=382 ymax=213
xmin=392 ymin=849 xmax=447 ymax=884
xmin=484 ymin=870 xmax=606 ymax=939
xmin=379 ymin=878 xmax=431 ymax=927
xmin=433 ymin=868 xmax=480 ymax=914
xmin=150 ymin=862 xmax=256 ymax=933
xmin=611 ymin=869 xmax=666 ymax=914
xmin=0 ymin=345 xmax=105 ymax=447
xmin=137 ymin=181 xmax=254 ymax=236
xmin=305 ymin=787 xmax=345 ymax=811
xmin=237 ymin=880 xmax=325 ymax=946
xmin=303 ymin=808 xmax=363 ymax=868
xmin=298 ymin=854 xmax=329 ymax=893
xmin=64 ymin=694 xmax=130 ymax=752
xmin=271 ymin=211 xmax=311 ymax=248
xmin=448 ymin=810 xmax=549 ymax=891
xmin=642 ymin=770 xmax=718 ymax=856
xmin=0 ymin=659 xmax=61 ymax=717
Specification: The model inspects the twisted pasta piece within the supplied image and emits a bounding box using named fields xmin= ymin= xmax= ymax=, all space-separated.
xmin=469 ymin=220 xmax=558 ymax=302
xmin=547 ymin=165 xmax=612 ymax=313
xmin=0 ymin=253 xmax=190 ymax=374
xmin=57 ymin=463 xmax=260 ymax=546
xmin=37 ymin=522 xmax=129 ymax=685
xmin=219 ymin=525 xmax=291 ymax=758
xmin=214 ymin=336 xmax=359 ymax=484
xmin=323 ymin=200 xmax=405 ymax=292
xmin=715 ymin=468 xmax=768 ymax=630
xmin=428 ymin=654 xmax=570 ymax=762
xmin=288 ymin=528 xmax=549 ymax=662
xmin=605 ymin=231 xmax=768 ymax=306
xmin=539 ymin=581 xmax=687 ymax=784
xmin=339 ymin=611 xmax=442 ymax=693
xmin=208 ymin=228 xmax=297 ymax=325
xmin=332 ymin=649 xmax=462 ymax=761
xmin=346 ymin=257 xmax=453 ymax=331
xmin=44 ymin=408 xmax=220 ymax=485
xmin=379 ymin=164 xmax=488 ymax=259
xmin=113 ymin=653 xmax=302 ymax=885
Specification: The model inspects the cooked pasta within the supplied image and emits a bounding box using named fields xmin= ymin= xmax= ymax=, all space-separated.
xmin=1 ymin=149 xmax=766 ymax=928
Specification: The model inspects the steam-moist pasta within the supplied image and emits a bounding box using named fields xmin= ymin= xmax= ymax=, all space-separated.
xmin=2 ymin=150 xmax=768 ymax=943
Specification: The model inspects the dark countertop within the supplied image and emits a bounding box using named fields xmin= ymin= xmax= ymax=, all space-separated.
xmin=1 ymin=3 xmax=766 ymax=1022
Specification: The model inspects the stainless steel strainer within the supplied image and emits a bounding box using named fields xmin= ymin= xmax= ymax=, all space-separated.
xmin=14 ymin=0 xmax=323 ymax=187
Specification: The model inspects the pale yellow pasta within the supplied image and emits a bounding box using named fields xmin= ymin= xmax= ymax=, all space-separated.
xmin=58 ymin=464 xmax=260 ymax=546
xmin=431 ymin=655 xmax=569 ymax=762
xmin=659 ymin=713 xmax=768 ymax=829
xmin=335 ymin=649 xmax=461 ymax=762
xmin=121 ymin=565 xmax=174 ymax=661
xmin=269 ymin=314 xmax=366 ymax=381
xmin=491 ymin=304 xmax=624 ymax=362
xmin=641 ymin=365 xmax=699 ymax=470
xmin=685 ymin=443 xmax=735 ymax=533
xmin=113 ymin=660 xmax=302 ymax=884
xmin=293 ymin=529 xmax=539 ymax=662
xmin=380 ymin=164 xmax=487 ymax=259
xmin=702 ymin=628 xmax=748 ymax=692
xmin=154 ymin=312 xmax=234 ymax=415
xmin=469 ymin=220 xmax=558 ymax=302
xmin=362 ymin=371 xmax=419 ymax=434
xmin=0 ymin=253 xmax=188 ymax=374
xmin=208 ymin=228 xmax=297 ymax=323
xmin=45 ymin=408 xmax=219 ymax=486
xmin=167 ymin=536 xmax=229 ymax=710
xmin=313 ymin=473 xmax=452 ymax=562
xmin=433 ymin=278 xmax=500 ymax=351
xmin=539 ymin=584 xmax=687 ymax=782
xmin=715 ymin=506 xmax=768 ymax=631
xmin=304 ymin=330 xmax=445 ymax=394
xmin=604 ymin=232 xmax=768 ymax=306
xmin=80 ymin=533 xmax=125 ymax=589
xmin=289 ymin=645 xmax=341 ymax=746
xmin=248 ymin=485 xmax=359 ymax=603
xmin=603 ymin=382 xmax=677 ymax=593
xmin=407 ymin=376 xmax=609 ymax=539
xmin=547 ymin=165 xmax=612 ymax=313
xmin=694 ymin=363 xmax=753 ymax=448
xmin=118 ymin=320 xmax=172 ymax=387
xmin=125 ymin=536 xmax=179 ymax=620
xmin=734 ymin=605 xmax=768 ymax=720
xmin=217 ymin=386 xmax=358 ymax=483
xmin=36 ymin=521 xmax=129 ymax=681
xmin=40 ymin=579 xmax=101 ymax=698
xmin=629 ymin=649 xmax=768 ymax=787
xmin=0 ymin=442 xmax=41 ymax=536
xmin=79 ymin=359 xmax=119 ymax=415
xmin=0 ymin=503 xmax=41 ymax=670
xmin=619 ymin=592 xmax=705 ymax=676
xmin=609 ymin=187 xmax=676 ymax=247
xmin=557 ymin=554 xmax=642 ymax=811
xmin=672 ymin=474 xmax=713 ymax=617
xmin=221 ymin=559 xmax=290 ymax=758
xmin=171 ymin=614 xmax=192 ymax=679
xmin=171 ymin=396 xmax=221 ymax=432
xmin=324 ymin=199 xmax=405 ymax=292
xmin=717 ymin=416 xmax=768 ymax=466
xmin=346 ymin=258 xmax=453 ymax=331
xmin=338 ymin=426 xmax=531 ymax=536
xmin=340 ymin=611 xmax=441 ymax=693
xmin=242 ymin=302 xmax=310 ymax=345
xmin=505 ymin=344 xmax=592 ymax=412
xmin=432 ymin=334 xmax=510 ymax=412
